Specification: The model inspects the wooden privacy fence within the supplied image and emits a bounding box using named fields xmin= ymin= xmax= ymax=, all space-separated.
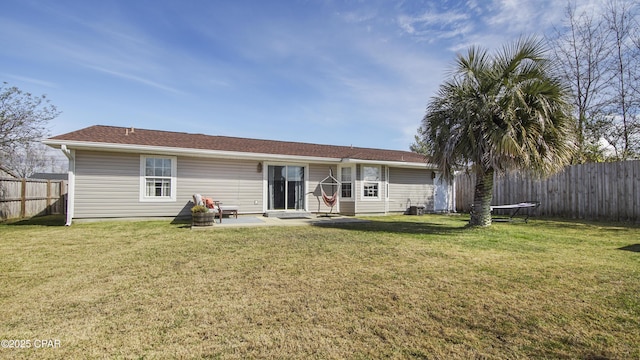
xmin=455 ymin=160 xmax=640 ymax=222
xmin=0 ymin=178 xmax=67 ymax=220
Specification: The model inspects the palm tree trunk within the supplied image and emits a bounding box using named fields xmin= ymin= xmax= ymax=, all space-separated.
xmin=469 ymin=168 xmax=494 ymax=227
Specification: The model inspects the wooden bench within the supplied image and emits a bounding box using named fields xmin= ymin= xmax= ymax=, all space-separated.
xmin=216 ymin=203 xmax=239 ymax=220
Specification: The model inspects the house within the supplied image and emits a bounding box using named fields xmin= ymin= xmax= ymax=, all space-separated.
xmin=43 ymin=125 xmax=454 ymax=225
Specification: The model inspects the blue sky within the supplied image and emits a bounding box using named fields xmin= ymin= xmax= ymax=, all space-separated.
xmin=1 ymin=0 xmax=601 ymax=151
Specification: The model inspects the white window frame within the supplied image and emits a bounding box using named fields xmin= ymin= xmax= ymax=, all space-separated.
xmin=339 ymin=165 xmax=355 ymax=201
xmin=361 ymin=165 xmax=381 ymax=201
xmin=139 ymin=155 xmax=177 ymax=202
xmin=385 ymin=166 xmax=389 ymax=200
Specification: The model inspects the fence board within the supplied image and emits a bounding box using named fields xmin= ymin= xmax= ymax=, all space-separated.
xmin=0 ymin=178 xmax=67 ymax=220
xmin=622 ymin=161 xmax=633 ymax=221
xmin=454 ymin=160 xmax=640 ymax=222
xmin=591 ymin=162 xmax=602 ymax=220
xmin=635 ymin=161 xmax=640 ymax=220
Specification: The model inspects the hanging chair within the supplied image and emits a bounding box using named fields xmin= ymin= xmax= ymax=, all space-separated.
xmin=319 ymin=169 xmax=341 ymax=213
xmin=321 ymin=186 xmax=339 ymax=207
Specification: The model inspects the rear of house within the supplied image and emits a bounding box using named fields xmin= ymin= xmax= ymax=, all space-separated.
xmin=44 ymin=125 xmax=452 ymax=224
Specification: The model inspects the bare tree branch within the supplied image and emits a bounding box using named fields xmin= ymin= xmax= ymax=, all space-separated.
xmin=0 ymin=82 xmax=61 ymax=175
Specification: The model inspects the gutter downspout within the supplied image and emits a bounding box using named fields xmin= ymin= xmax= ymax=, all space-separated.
xmin=61 ymin=145 xmax=75 ymax=226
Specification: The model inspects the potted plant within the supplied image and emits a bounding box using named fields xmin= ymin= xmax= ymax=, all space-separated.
xmin=191 ymin=205 xmax=215 ymax=226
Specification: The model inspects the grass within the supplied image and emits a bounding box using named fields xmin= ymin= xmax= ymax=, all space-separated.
xmin=0 ymin=214 xmax=638 ymax=359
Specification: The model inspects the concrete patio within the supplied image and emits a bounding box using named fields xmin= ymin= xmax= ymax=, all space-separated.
xmin=191 ymin=214 xmax=371 ymax=229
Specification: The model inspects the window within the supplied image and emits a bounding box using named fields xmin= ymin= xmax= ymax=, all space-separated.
xmin=362 ymin=165 xmax=381 ymax=200
xmin=340 ymin=166 xmax=354 ymax=199
xmin=140 ymin=156 xmax=176 ymax=202
xmin=363 ymin=182 xmax=379 ymax=197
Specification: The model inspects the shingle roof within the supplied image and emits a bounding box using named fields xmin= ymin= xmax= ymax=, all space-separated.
xmin=29 ymin=173 xmax=68 ymax=180
xmin=48 ymin=125 xmax=430 ymax=164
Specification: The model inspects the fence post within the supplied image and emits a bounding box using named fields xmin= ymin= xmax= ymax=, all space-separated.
xmin=62 ymin=181 xmax=67 ymax=215
xmin=20 ymin=178 xmax=26 ymax=218
xmin=47 ymin=180 xmax=52 ymax=215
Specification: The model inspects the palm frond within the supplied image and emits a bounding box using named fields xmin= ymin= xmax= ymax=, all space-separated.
xmin=419 ymin=36 xmax=577 ymax=179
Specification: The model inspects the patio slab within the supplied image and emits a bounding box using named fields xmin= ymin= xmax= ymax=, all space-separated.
xmin=191 ymin=215 xmax=370 ymax=229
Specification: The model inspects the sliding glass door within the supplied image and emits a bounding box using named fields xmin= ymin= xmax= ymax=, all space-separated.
xmin=267 ymin=165 xmax=305 ymax=211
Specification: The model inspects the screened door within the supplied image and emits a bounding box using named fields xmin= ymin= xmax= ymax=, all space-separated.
xmin=434 ymin=172 xmax=449 ymax=212
xmin=267 ymin=165 xmax=305 ymax=210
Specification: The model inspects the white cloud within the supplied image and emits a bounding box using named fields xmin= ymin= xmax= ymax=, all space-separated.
xmin=339 ymin=9 xmax=378 ymax=24
xmin=1 ymin=74 xmax=57 ymax=88
xmin=397 ymin=10 xmax=471 ymax=40
xmin=487 ymin=0 xmax=568 ymax=34
xmin=84 ymin=65 xmax=184 ymax=94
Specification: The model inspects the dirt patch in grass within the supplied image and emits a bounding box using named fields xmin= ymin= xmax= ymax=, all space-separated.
xmin=1 ymin=215 xmax=638 ymax=359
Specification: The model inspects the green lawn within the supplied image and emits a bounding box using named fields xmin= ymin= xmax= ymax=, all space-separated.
xmin=1 ymin=215 xmax=638 ymax=359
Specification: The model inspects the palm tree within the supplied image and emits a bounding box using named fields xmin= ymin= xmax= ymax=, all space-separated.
xmin=421 ymin=37 xmax=577 ymax=226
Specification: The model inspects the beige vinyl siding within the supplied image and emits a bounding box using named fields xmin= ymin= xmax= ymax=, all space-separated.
xmin=354 ymin=164 xmax=387 ymax=214
xmin=74 ymin=150 xmax=264 ymax=219
xmin=388 ymin=167 xmax=434 ymax=213
xmin=179 ymin=157 xmax=263 ymax=215
xmin=74 ymin=151 xmax=148 ymax=218
xmin=339 ymin=201 xmax=356 ymax=216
